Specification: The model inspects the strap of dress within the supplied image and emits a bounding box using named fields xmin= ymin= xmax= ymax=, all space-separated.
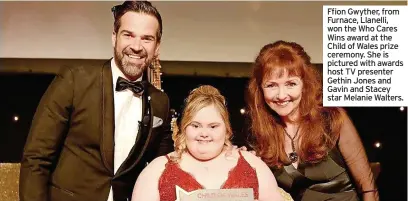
xmin=237 ymin=150 xmax=246 ymax=164
xmin=165 ymin=154 xmax=171 ymax=161
xmin=163 ymin=154 xmax=176 ymax=168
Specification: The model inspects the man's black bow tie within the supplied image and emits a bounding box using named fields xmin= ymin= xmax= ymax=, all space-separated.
xmin=115 ymin=76 xmax=144 ymax=95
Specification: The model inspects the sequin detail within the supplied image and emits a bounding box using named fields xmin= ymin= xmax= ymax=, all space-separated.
xmin=158 ymin=152 xmax=259 ymax=201
xmin=0 ymin=163 xmax=20 ymax=201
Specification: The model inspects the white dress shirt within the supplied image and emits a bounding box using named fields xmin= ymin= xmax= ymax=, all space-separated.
xmin=107 ymin=59 xmax=143 ymax=201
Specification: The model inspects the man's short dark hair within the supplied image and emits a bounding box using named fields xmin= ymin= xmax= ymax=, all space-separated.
xmin=112 ymin=1 xmax=162 ymax=42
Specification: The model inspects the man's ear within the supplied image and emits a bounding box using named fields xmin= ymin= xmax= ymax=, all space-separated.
xmin=154 ymin=42 xmax=161 ymax=58
xmin=112 ymin=31 xmax=117 ymax=48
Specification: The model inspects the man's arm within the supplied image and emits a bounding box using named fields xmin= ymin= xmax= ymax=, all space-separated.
xmin=156 ymin=95 xmax=174 ymax=156
xmin=19 ymin=67 xmax=74 ymax=201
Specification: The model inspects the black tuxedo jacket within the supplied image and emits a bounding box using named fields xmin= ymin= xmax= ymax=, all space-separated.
xmin=20 ymin=60 xmax=174 ymax=201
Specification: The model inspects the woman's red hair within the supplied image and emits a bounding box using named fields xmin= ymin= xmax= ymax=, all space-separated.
xmin=246 ymin=40 xmax=344 ymax=168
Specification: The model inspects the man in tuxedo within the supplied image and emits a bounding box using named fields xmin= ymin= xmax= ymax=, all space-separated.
xmin=19 ymin=1 xmax=173 ymax=201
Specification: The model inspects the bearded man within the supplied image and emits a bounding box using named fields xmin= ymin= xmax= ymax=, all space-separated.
xmin=19 ymin=2 xmax=173 ymax=201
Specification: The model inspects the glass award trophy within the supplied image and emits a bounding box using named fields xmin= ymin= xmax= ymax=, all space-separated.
xmin=175 ymin=185 xmax=254 ymax=201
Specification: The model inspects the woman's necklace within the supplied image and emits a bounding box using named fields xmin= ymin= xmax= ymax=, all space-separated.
xmin=284 ymin=127 xmax=300 ymax=163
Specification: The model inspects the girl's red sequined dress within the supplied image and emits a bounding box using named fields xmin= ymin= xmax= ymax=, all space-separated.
xmin=158 ymin=151 xmax=259 ymax=201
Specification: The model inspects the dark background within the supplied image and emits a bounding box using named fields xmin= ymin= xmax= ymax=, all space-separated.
xmin=0 ymin=73 xmax=406 ymax=201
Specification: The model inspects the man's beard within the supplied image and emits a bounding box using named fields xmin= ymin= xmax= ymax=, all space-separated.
xmin=114 ymin=46 xmax=152 ymax=80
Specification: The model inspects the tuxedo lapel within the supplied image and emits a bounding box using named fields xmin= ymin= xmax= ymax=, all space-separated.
xmin=100 ymin=60 xmax=114 ymax=175
xmin=135 ymin=86 xmax=148 ymax=145
xmin=114 ymin=83 xmax=156 ymax=178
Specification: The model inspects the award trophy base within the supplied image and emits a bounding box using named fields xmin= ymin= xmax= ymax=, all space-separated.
xmin=176 ymin=185 xmax=254 ymax=201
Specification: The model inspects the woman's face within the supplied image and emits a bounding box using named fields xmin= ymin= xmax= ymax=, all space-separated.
xmin=262 ymin=70 xmax=303 ymax=121
xmin=185 ymin=104 xmax=226 ymax=161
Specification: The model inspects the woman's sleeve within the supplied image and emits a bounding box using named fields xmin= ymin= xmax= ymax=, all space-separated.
xmin=337 ymin=113 xmax=379 ymax=201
